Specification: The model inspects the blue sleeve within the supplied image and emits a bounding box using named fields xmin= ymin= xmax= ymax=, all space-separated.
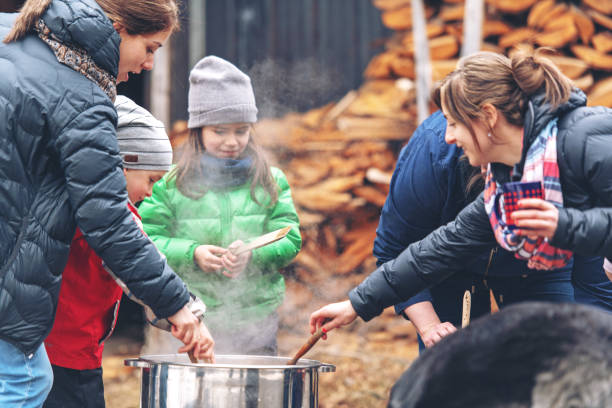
xmin=373 ymin=112 xmax=453 ymax=314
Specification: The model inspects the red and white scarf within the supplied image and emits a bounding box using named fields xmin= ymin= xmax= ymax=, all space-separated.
xmin=483 ymin=118 xmax=572 ymax=270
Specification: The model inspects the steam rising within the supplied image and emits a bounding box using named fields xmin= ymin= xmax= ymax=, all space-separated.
xmin=247 ymin=58 xmax=344 ymax=118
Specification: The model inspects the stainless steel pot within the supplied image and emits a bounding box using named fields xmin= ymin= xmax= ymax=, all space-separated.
xmin=125 ymin=354 xmax=335 ymax=408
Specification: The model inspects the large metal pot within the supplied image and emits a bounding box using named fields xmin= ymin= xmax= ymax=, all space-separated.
xmin=125 ymin=354 xmax=335 ymax=408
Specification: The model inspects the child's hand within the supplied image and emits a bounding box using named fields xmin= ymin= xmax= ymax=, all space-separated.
xmin=221 ymin=240 xmax=252 ymax=278
xmin=194 ymin=245 xmax=227 ymax=273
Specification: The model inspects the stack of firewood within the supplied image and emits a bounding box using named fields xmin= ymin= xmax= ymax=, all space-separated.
xmin=370 ymin=0 xmax=612 ymax=106
xmin=168 ymin=0 xmax=612 ymax=329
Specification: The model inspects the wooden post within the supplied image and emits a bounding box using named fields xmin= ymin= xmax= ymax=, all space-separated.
xmin=462 ymin=0 xmax=485 ymax=57
xmin=149 ymin=45 xmax=171 ymax=127
xmin=411 ymin=0 xmax=431 ymax=124
xmin=189 ymin=0 xmax=207 ymax=69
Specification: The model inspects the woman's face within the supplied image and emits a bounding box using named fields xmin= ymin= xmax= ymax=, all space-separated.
xmin=114 ymin=24 xmax=172 ymax=83
xmin=201 ymin=123 xmax=251 ymax=159
xmin=442 ymin=105 xmax=492 ymax=167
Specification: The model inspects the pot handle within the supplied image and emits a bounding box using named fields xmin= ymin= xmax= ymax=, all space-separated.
xmin=124 ymin=358 xmax=150 ymax=368
xmin=318 ymin=363 xmax=336 ymax=373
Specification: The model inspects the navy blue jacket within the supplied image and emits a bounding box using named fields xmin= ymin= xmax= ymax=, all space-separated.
xmin=373 ymin=111 xmax=562 ymax=313
xmin=0 ymin=0 xmax=189 ymax=355
xmin=356 ymin=91 xmax=612 ymax=320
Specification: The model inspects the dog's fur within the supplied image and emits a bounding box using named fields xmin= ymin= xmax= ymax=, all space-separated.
xmin=388 ymin=302 xmax=612 ymax=408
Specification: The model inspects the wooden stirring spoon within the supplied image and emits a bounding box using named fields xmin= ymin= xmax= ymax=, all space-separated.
xmin=287 ymin=327 xmax=327 ymax=365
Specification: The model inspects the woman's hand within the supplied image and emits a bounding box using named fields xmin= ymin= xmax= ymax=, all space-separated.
xmin=420 ymin=322 xmax=457 ymax=348
xmin=168 ymin=306 xmax=215 ymax=363
xmin=194 ymin=245 xmax=227 ymax=273
xmin=221 ymin=240 xmax=251 ymax=279
xmin=309 ymin=300 xmax=358 ymax=336
xmin=512 ymin=198 xmax=559 ymax=240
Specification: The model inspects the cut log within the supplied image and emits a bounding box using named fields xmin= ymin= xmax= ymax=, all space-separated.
xmin=570 ymin=6 xmax=595 ymax=44
xmin=292 ymin=189 xmax=353 ymax=212
xmin=588 ymin=9 xmax=612 ymax=31
xmin=402 ymin=34 xmax=459 ymax=60
xmin=440 ymin=5 xmax=464 ymax=21
xmin=390 ymin=55 xmax=415 ymax=78
xmin=364 ymin=51 xmax=396 ymax=79
xmin=571 ymin=45 xmax=612 ymax=71
xmin=527 ymin=0 xmax=555 ymax=28
xmin=401 ymin=23 xmax=446 ymax=48
xmin=592 ymin=32 xmax=612 ymax=54
xmin=572 ymin=73 xmax=594 ymax=91
xmin=547 ymin=55 xmax=589 ymax=79
xmin=543 ymin=12 xmax=574 ymax=32
xmin=373 ymin=0 xmax=411 ymax=11
xmin=482 ymin=20 xmax=512 ymax=38
xmin=352 ymin=186 xmax=389 ymax=207
xmin=498 ymin=27 xmax=537 ymax=48
xmin=582 ymin=0 xmax=612 ymax=15
xmin=486 ymin=0 xmax=538 ymax=14
xmin=382 ymin=6 xmax=414 ymax=30
xmin=541 ymin=4 xmax=569 ymax=30
xmin=587 ymin=77 xmax=612 ymax=107
xmin=365 ymin=168 xmax=393 ymax=185
xmin=336 ymin=117 xmax=415 ymax=141
xmin=534 ymin=24 xmax=577 ymax=49
xmin=431 ymin=59 xmax=459 ymax=81
xmin=429 ymin=35 xmax=460 ymax=60
xmin=288 ymin=158 xmax=331 ymax=187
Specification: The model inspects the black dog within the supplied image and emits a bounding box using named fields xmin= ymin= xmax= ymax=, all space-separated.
xmin=388 ymin=302 xmax=612 ymax=408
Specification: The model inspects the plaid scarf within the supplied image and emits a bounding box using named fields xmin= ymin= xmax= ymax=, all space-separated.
xmin=483 ymin=118 xmax=572 ymax=270
xmin=35 ymin=19 xmax=117 ymax=101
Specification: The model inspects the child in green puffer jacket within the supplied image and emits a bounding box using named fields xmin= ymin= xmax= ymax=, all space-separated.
xmin=139 ymin=56 xmax=301 ymax=355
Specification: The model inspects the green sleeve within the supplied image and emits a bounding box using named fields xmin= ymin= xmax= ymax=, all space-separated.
xmin=140 ymin=176 xmax=199 ymax=269
xmin=250 ymin=168 xmax=301 ymax=271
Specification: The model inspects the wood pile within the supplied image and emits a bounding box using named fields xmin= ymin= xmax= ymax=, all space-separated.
xmin=167 ymin=0 xmax=612 ymax=330
xmin=369 ymin=0 xmax=612 ymax=106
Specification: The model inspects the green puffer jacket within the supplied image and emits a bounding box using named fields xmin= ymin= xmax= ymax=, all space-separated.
xmin=139 ymin=166 xmax=301 ymax=330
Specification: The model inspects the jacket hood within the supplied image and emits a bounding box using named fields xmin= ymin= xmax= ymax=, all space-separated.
xmin=42 ymin=0 xmax=120 ymax=76
xmin=509 ymin=89 xmax=587 ymax=180
xmin=524 ymin=89 xmax=587 ymax=146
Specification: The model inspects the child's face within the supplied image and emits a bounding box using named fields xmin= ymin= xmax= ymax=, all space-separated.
xmin=201 ymin=123 xmax=250 ymax=159
xmin=123 ymin=169 xmax=167 ymax=204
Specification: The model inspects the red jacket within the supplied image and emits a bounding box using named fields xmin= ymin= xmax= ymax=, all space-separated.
xmin=45 ymin=202 xmax=141 ymax=369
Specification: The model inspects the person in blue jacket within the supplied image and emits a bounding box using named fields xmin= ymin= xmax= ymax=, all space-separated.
xmin=374 ymin=110 xmax=584 ymax=350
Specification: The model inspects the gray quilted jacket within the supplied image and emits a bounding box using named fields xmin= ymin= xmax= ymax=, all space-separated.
xmin=0 ymin=0 xmax=189 ymax=355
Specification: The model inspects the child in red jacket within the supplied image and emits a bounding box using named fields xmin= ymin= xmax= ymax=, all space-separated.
xmin=43 ymin=96 xmax=206 ymax=408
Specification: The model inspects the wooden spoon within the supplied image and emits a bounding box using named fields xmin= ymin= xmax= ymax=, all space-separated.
xmin=287 ymin=327 xmax=327 ymax=365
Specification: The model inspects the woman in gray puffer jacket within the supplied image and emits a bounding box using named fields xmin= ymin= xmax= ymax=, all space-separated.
xmin=310 ymin=49 xmax=612 ymax=333
xmin=0 ymin=0 xmax=213 ymax=405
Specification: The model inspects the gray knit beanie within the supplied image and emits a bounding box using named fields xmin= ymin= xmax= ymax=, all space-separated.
xmin=115 ymin=96 xmax=173 ymax=171
xmin=188 ymin=56 xmax=258 ymax=128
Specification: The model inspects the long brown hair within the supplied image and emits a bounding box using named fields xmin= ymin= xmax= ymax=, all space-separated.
xmin=170 ymin=127 xmax=279 ymax=206
xmin=432 ymin=48 xmax=573 ymax=143
xmin=4 ymin=0 xmax=180 ymax=43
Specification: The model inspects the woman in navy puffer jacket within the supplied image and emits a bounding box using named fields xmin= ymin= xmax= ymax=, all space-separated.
xmin=0 ymin=0 xmax=213 ymax=405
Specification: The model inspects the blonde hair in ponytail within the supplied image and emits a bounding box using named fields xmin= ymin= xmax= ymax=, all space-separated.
xmin=510 ymin=48 xmax=572 ymax=109
xmin=3 ymin=0 xmax=51 ymax=43
xmin=432 ymin=48 xmax=573 ymax=139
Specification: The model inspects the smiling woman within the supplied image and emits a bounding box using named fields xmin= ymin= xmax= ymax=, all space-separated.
xmin=0 ymin=0 xmax=215 ymax=407
xmin=310 ymin=48 xmax=612 ymax=338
